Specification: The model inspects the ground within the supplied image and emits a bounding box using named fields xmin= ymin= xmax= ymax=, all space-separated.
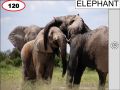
xmin=0 ymin=66 xmax=108 ymax=90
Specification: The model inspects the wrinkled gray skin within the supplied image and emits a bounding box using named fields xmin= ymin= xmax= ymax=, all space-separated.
xmin=67 ymin=26 xmax=108 ymax=90
xmin=21 ymin=27 xmax=67 ymax=82
xmin=8 ymin=25 xmax=44 ymax=51
xmin=43 ymin=14 xmax=91 ymax=50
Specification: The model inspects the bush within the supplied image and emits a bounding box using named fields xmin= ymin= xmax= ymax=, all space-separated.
xmin=5 ymin=58 xmax=14 ymax=65
xmin=13 ymin=57 xmax=22 ymax=67
xmin=0 ymin=48 xmax=68 ymax=68
xmin=54 ymin=55 xmax=62 ymax=67
xmin=0 ymin=61 xmax=7 ymax=68
xmin=9 ymin=48 xmax=20 ymax=59
xmin=0 ymin=52 xmax=7 ymax=62
xmin=54 ymin=54 xmax=69 ymax=67
xmin=0 ymin=48 xmax=22 ymax=68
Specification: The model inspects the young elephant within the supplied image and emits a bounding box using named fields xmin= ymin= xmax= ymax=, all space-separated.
xmin=67 ymin=26 xmax=108 ymax=90
xmin=21 ymin=27 xmax=67 ymax=81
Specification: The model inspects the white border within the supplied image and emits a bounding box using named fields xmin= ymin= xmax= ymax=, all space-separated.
xmin=109 ymin=9 xmax=120 ymax=90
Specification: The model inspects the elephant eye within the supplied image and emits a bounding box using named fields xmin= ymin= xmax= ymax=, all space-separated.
xmin=53 ymin=40 xmax=59 ymax=47
xmin=32 ymin=33 xmax=35 ymax=35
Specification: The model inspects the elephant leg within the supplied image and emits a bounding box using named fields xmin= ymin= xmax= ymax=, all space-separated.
xmin=28 ymin=61 xmax=36 ymax=80
xmin=44 ymin=55 xmax=54 ymax=81
xmin=49 ymin=62 xmax=54 ymax=80
xmin=45 ymin=62 xmax=54 ymax=80
xmin=23 ymin=59 xmax=36 ymax=80
xmin=66 ymin=63 xmax=74 ymax=88
xmin=66 ymin=54 xmax=78 ymax=88
xmin=35 ymin=62 xmax=44 ymax=80
xmin=73 ymin=65 xmax=86 ymax=85
xmin=67 ymin=48 xmax=80 ymax=87
xmin=23 ymin=62 xmax=28 ymax=80
xmin=67 ymin=63 xmax=78 ymax=88
xmin=23 ymin=58 xmax=31 ymax=80
xmin=33 ymin=51 xmax=43 ymax=80
xmin=97 ymin=70 xmax=107 ymax=90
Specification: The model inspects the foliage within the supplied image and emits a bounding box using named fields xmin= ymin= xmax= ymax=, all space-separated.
xmin=0 ymin=52 xmax=7 ymax=62
xmin=0 ymin=48 xmax=22 ymax=68
xmin=0 ymin=48 xmax=64 ymax=68
xmin=0 ymin=48 xmax=99 ymax=71
xmin=54 ymin=55 xmax=62 ymax=67
xmin=9 ymin=48 xmax=20 ymax=59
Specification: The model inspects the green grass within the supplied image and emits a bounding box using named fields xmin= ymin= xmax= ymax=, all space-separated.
xmin=0 ymin=66 xmax=108 ymax=90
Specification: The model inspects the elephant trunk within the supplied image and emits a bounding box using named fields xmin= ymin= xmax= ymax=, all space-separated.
xmin=66 ymin=44 xmax=78 ymax=85
xmin=44 ymin=18 xmax=63 ymax=50
xmin=58 ymin=36 xmax=67 ymax=77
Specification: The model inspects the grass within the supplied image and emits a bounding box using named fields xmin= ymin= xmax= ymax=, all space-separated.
xmin=0 ymin=66 xmax=108 ymax=90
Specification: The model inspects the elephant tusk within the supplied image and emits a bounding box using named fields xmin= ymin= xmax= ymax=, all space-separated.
xmin=67 ymin=39 xmax=71 ymax=44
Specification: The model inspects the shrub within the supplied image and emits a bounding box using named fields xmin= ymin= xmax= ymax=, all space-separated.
xmin=0 ymin=48 xmax=69 ymax=68
xmin=54 ymin=55 xmax=62 ymax=67
xmin=0 ymin=61 xmax=7 ymax=68
xmin=9 ymin=48 xmax=20 ymax=59
xmin=0 ymin=48 xmax=22 ymax=68
xmin=13 ymin=57 xmax=22 ymax=67
xmin=0 ymin=52 xmax=7 ymax=62
xmin=5 ymin=58 xmax=14 ymax=65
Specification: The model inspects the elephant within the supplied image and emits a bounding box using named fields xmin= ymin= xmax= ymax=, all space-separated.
xmin=21 ymin=26 xmax=67 ymax=81
xmin=67 ymin=26 xmax=108 ymax=90
xmin=8 ymin=25 xmax=44 ymax=51
xmin=43 ymin=14 xmax=91 ymax=50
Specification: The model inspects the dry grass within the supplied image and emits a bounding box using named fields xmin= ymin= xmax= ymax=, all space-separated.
xmin=0 ymin=67 xmax=108 ymax=90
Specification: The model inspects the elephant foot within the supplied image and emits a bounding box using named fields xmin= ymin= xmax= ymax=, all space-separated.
xmin=24 ymin=76 xmax=36 ymax=81
xmin=98 ymin=85 xmax=105 ymax=90
xmin=66 ymin=74 xmax=73 ymax=88
xmin=24 ymin=77 xmax=29 ymax=81
xmin=66 ymin=81 xmax=73 ymax=89
xmin=43 ymin=79 xmax=51 ymax=84
xmin=73 ymin=84 xmax=79 ymax=90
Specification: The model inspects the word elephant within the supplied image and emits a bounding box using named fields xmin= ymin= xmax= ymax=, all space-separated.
xmin=67 ymin=26 xmax=108 ymax=90
xmin=8 ymin=25 xmax=43 ymax=51
xmin=21 ymin=26 xmax=67 ymax=81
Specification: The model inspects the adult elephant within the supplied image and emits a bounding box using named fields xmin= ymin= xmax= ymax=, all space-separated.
xmin=21 ymin=27 xmax=67 ymax=81
xmin=67 ymin=26 xmax=108 ymax=90
xmin=43 ymin=14 xmax=91 ymax=50
xmin=8 ymin=25 xmax=44 ymax=51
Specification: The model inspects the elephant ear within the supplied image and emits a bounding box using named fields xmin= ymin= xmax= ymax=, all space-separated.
xmin=68 ymin=15 xmax=91 ymax=39
xmin=81 ymin=18 xmax=91 ymax=33
xmin=8 ymin=26 xmax=27 ymax=51
xmin=44 ymin=18 xmax=63 ymax=50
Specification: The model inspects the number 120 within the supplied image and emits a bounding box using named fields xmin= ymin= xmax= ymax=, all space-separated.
xmin=8 ymin=3 xmax=19 ymax=8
